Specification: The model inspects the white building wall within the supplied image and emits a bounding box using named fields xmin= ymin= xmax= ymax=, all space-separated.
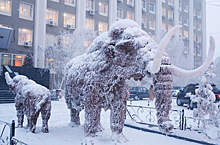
xmin=155 ymin=0 xmax=162 ymax=44
xmin=34 ymin=0 xmax=47 ymax=68
xmin=201 ymin=0 xmax=206 ymax=62
xmin=109 ymin=0 xmax=117 ymax=28
xmin=189 ymin=0 xmax=194 ymax=69
xmin=76 ymin=0 xmax=86 ymax=30
xmin=135 ymin=0 xmax=142 ymax=27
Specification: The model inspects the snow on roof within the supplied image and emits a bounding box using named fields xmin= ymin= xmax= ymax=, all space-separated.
xmin=0 ymin=25 xmax=13 ymax=30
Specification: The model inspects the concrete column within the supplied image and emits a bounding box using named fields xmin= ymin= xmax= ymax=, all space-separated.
xmin=34 ymin=0 xmax=47 ymax=68
xmin=76 ymin=0 xmax=86 ymax=30
xmin=174 ymin=0 xmax=179 ymax=38
xmin=135 ymin=0 xmax=142 ymax=27
xmin=201 ymin=0 xmax=206 ymax=62
xmin=188 ymin=0 xmax=194 ymax=68
xmin=155 ymin=0 xmax=162 ymax=43
xmin=109 ymin=0 xmax=117 ymax=28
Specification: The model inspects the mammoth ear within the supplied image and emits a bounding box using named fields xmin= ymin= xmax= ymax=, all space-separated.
xmin=5 ymin=72 xmax=13 ymax=85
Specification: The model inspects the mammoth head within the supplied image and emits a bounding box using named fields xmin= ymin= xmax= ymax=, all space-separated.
xmin=5 ymin=72 xmax=28 ymax=93
xmin=103 ymin=19 xmax=215 ymax=79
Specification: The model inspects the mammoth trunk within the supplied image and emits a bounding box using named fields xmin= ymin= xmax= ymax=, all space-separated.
xmin=5 ymin=72 xmax=12 ymax=85
xmin=153 ymin=57 xmax=173 ymax=133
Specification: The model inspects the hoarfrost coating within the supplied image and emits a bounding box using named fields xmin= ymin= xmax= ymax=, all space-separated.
xmin=64 ymin=19 xmax=215 ymax=140
xmin=5 ymin=72 xmax=51 ymax=133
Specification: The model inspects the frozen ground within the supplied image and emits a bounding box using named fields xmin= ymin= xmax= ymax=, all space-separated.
xmin=0 ymin=98 xmax=219 ymax=145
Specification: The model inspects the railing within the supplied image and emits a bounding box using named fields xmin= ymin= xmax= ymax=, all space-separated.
xmin=0 ymin=120 xmax=27 ymax=145
xmin=126 ymin=105 xmax=184 ymax=130
xmin=0 ymin=120 xmax=15 ymax=145
xmin=184 ymin=116 xmax=214 ymax=131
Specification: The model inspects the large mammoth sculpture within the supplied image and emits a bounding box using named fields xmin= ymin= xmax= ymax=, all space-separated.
xmin=64 ymin=19 xmax=215 ymax=141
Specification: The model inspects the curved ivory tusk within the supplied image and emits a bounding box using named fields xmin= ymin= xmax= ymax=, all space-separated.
xmin=172 ymin=36 xmax=215 ymax=78
xmin=5 ymin=72 xmax=12 ymax=85
xmin=147 ymin=25 xmax=182 ymax=73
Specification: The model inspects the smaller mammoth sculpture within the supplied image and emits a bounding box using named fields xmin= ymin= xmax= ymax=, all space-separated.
xmin=5 ymin=72 xmax=51 ymax=133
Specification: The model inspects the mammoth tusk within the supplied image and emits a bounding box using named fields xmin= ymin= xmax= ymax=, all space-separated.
xmin=147 ymin=25 xmax=182 ymax=73
xmin=5 ymin=72 xmax=12 ymax=85
xmin=172 ymin=36 xmax=215 ymax=78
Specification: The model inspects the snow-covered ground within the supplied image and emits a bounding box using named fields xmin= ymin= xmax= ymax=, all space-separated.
xmin=0 ymin=98 xmax=219 ymax=145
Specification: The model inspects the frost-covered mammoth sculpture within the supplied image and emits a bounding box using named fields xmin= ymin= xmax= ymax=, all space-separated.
xmin=5 ymin=72 xmax=51 ymax=133
xmin=65 ymin=19 xmax=215 ymax=139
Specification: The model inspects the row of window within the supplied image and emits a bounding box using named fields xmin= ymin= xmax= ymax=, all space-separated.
xmin=1 ymin=53 xmax=26 ymax=67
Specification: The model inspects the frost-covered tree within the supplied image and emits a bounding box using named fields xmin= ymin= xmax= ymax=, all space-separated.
xmin=192 ymin=62 xmax=218 ymax=120
xmin=45 ymin=29 xmax=97 ymax=89
xmin=23 ymin=51 xmax=34 ymax=67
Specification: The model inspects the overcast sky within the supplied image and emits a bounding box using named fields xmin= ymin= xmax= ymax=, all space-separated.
xmin=206 ymin=0 xmax=220 ymax=59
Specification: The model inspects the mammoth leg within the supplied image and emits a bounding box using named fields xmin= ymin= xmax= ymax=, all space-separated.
xmin=84 ymin=103 xmax=102 ymax=137
xmin=110 ymin=99 xmax=127 ymax=134
xmin=69 ymin=108 xmax=80 ymax=126
xmin=15 ymin=94 xmax=24 ymax=128
xmin=41 ymin=101 xmax=51 ymax=133
xmin=29 ymin=111 xmax=40 ymax=133
xmin=153 ymin=57 xmax=173 ymax=133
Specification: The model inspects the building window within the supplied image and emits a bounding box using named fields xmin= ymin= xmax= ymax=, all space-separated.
xmin=179 ymin=1 xmax=182 ymax=11
xmin=184 ymin=30 xmax=188 ymax=38
xmin=46 ymin=9 xmax=58 ymax=25
xmin=179 ymin=28 xmax=182 ymax=36
xmin=197 ymin=10 xmax=201 ymax=18
xmin=45 ymin=34 xmax=57 ymax=46
xmin=184 ymin=17 xmax=188 ymax=26
xmin=19 ymin=2 xmax=33 ymax=20
xmin=162 ymin=7 xmax=166 ymax=17
xmin=1 ymin=54 xmax=11 ymax=65
xmin=18 ymin=28 xmax=32 ymax=46
xmin=127 ymin=11 xmax=134 ymax=20
xmin=64 ymin=13 xmax=75 ymax=28
xmin=142 ymin=16 xmax=146 ymax=28
xmin=197 ymin=35 xmax=201 ymax=43
xmin=149 ymin=19 xmax=155 ymax=30
xmin=179 ymin=15 xmax=182 ymax=24
xmin=183 ymin=3 xmax=188 ymax=13
xmin=193 ymin=33 xmax=196 ymax=42
xmin=127 ymin=0 xmax=134 ymax=6
xmin=162 ymin=23 xmax=166 ymax=30
xmin=0 ymin=0 xmax=11 ymax=16
xmin=63 ymin=36 xmax=70 ymax=48
xmin=85 ymin=18 xmax=94 ymax=30
xmin=168 ymin=25 xmax=173 ymax=31
xmin=99 ymin=2 xmax=108 ymax=16
xmin=86 ymin=0 xmax=94 ymax=10
xmin=149 ymin=3 xmax=155 ymax=14
xmin=1 ymin=54 xmax=26 ymax=66
xmin=117 ymin=8 xmax=123 ymax=19
xmin=168 ymin=0 xmax=173 ymax=5
xmin=183 ymin=45 xmax=188 ymax=54
xmin=197 ymin=22 xmax=201 ymax=31
xmin=64 ymin=0 xmax=75 ymax=7
xmin=84 ymin=41 xmax=92 ymax=47
xmin=142 ymin=0 xmax=146 ymax=9
xmin=98 ymin=21 xmax=108 ymax=34
xmin=193 ymin=8 xmax=196 ymax=16
xmin=168 ymin=10 xmax=173 ymax=20
xmin=51 ymin=0 xmax=59 ymax=2
xmin=193 ymin=20 xmax=196 ymax=29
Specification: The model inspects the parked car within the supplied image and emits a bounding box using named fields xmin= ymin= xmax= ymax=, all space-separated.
xmin=172 ymin=86 xmax=182 ymax=97
xmin=128 ymin=86 xmax=149 ymax=100
xmin=176 ymin=83 xmax=220 ymax=110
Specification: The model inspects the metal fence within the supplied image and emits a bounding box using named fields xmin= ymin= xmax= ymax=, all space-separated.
xmin=0 ymin=120 xmax=14 ymax=145
xmin=126 ymin=105 xmax=185 ymax=130
xmin=0 ymin=120 xmax=27 ymax=145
